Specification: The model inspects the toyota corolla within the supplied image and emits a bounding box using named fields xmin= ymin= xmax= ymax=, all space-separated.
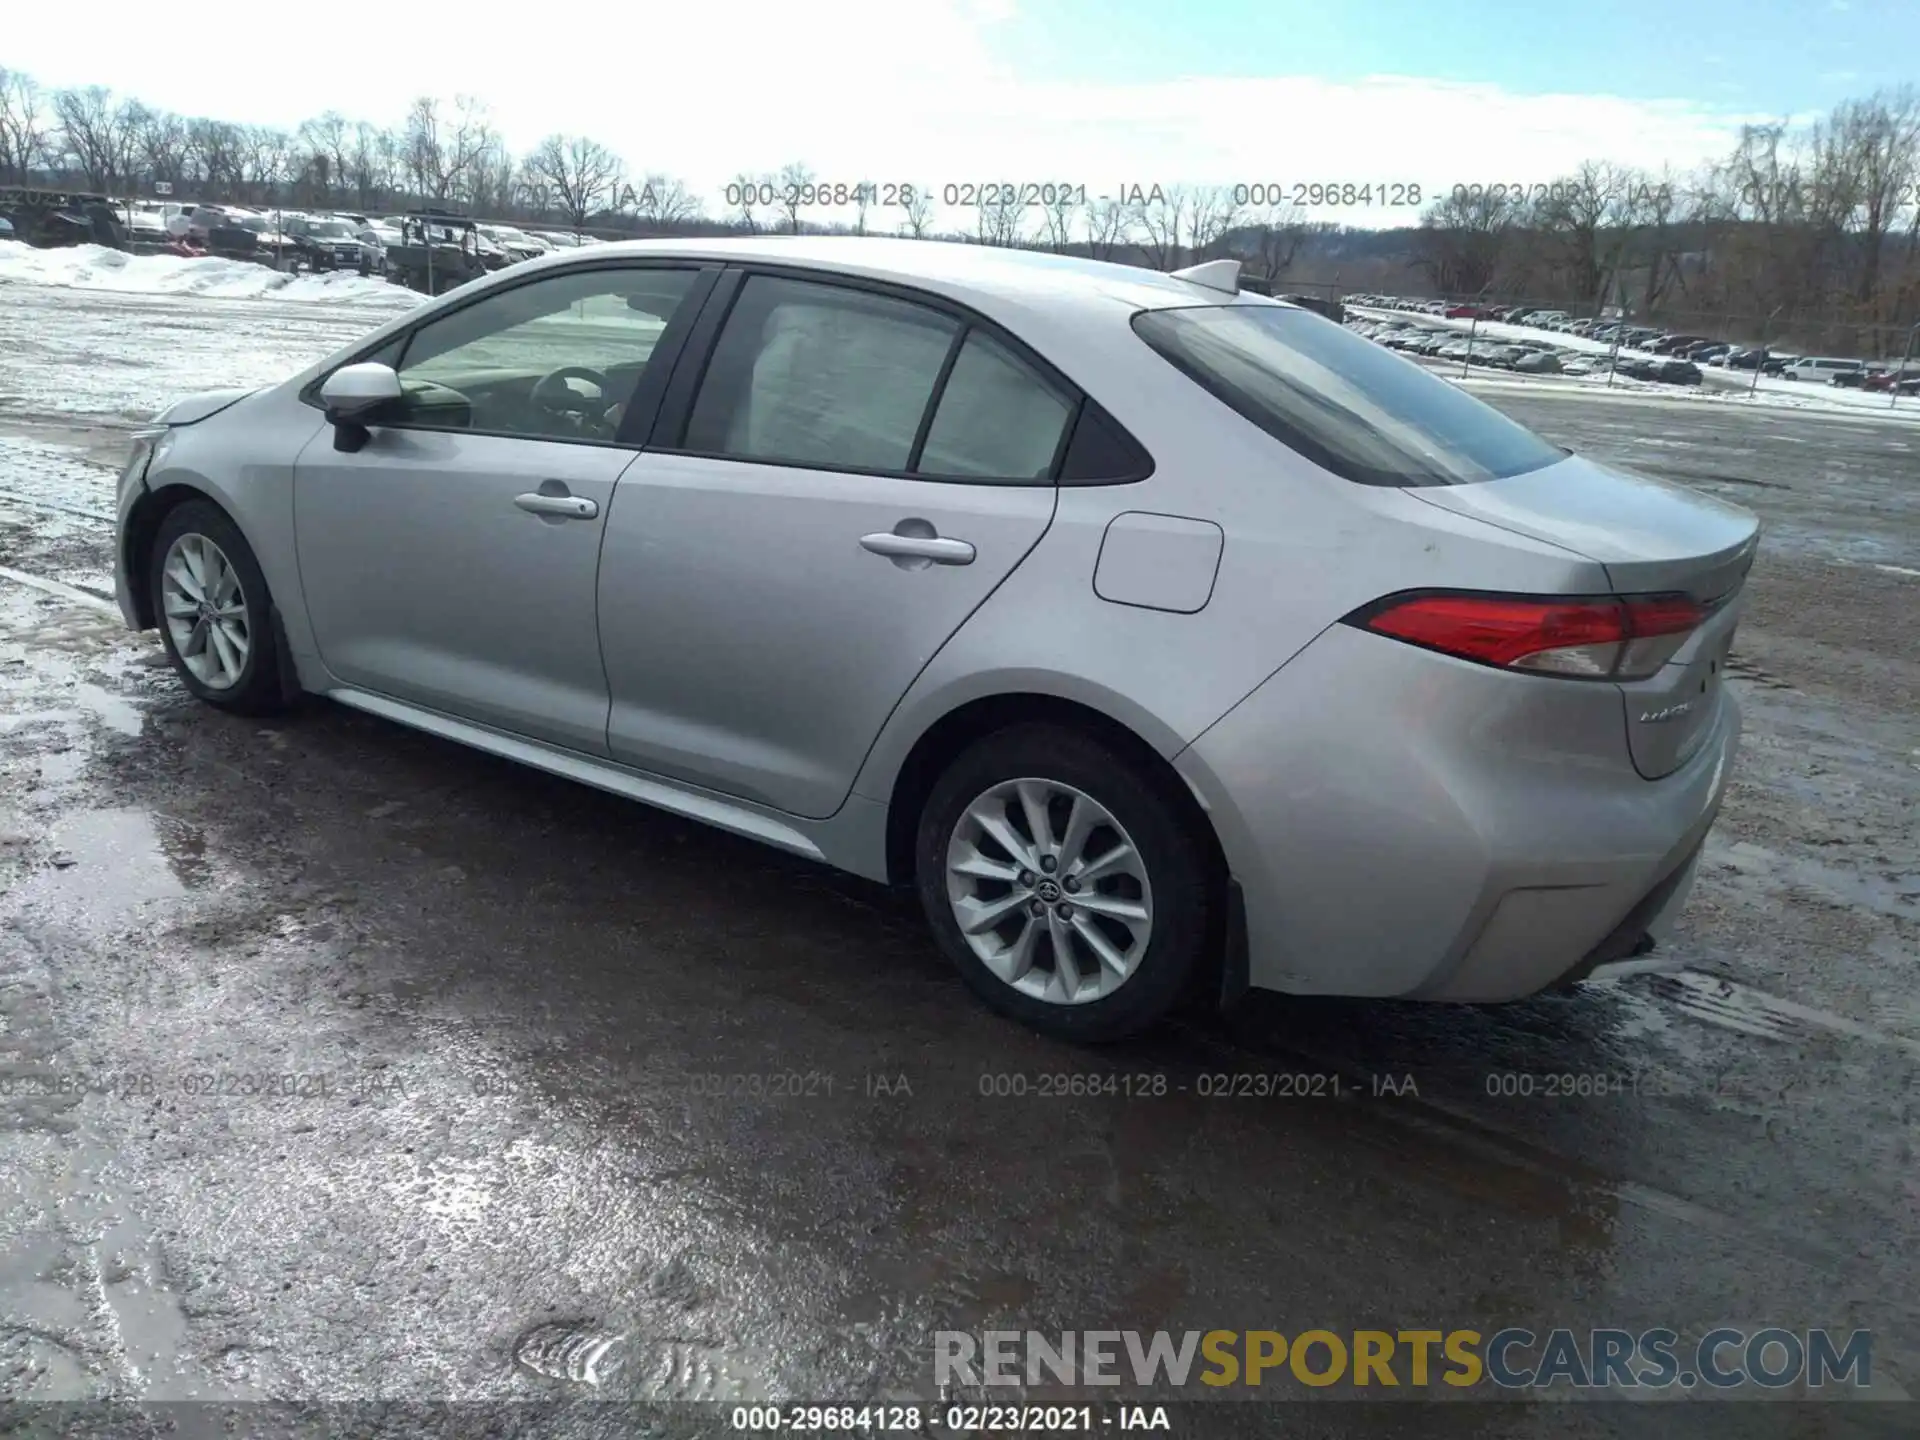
xmin=113 ymin=237 xmax=1758 ymax=1040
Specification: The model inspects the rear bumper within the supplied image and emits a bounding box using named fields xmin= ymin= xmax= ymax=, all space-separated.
xmin=1175 ymin=623 xmax=1740 ymax=1002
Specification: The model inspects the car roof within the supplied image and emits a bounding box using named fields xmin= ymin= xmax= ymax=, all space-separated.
xmin=527 ymin=235 xmax=1287 ymax=317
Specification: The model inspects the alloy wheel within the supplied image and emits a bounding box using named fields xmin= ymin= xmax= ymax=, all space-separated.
xmin=160 ymin=532 xmax=251 ymax=690
xmin=944 ymin=777 xmax=1154 ymax=1005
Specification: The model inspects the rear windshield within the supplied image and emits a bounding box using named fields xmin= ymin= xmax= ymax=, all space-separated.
xmin=1132 ymin=304 xmax=1565 ymax=487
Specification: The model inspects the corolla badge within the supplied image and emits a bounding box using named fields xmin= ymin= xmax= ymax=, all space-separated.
xmin=1639 ymin=701 xmax=1695 ymax=724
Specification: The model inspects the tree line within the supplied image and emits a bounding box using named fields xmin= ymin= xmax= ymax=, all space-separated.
xmin=4 ymin=64 xmax=1916 ymax=348
xmin=1405 ymin=89 xmax=1920 ymax=350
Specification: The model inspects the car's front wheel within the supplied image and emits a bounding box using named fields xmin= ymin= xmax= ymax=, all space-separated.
xmin=149 ymin=499 xmax=287 ymax=715
xmin=915 ymin=723 xmax=1214 ymax=1042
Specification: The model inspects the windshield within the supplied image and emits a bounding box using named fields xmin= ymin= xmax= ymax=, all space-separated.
xmin=1132 ymin=304 xmax=1566 ymax=487
xmin=307 ymin=220 xmax=352 ymax=237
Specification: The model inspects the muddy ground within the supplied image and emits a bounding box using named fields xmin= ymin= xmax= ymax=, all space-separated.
xmin=0 ymin=282 xmax=1915 ymax=1438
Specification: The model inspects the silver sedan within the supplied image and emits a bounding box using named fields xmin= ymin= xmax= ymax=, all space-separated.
xmin=113 ymin=237 xmax=1758 ymax=1040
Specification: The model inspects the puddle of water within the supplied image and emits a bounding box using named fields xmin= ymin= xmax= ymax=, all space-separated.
xmin=37 ymin=750 xmax=85 ymax=784
xmin=30 ymin=809 xmax=200 ymax=927
xmin=75 ymin=685 xmax=143 ymax=739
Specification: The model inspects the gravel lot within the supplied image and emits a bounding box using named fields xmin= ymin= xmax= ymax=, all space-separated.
xmin=0 ymin=279 xmax=1915 ymax=1438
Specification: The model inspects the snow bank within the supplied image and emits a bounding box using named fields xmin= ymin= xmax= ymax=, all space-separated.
xmin=0 ymin=241 xmax=419 ymax=308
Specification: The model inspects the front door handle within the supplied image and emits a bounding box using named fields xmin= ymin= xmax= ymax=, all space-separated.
xmin=859 ymin=531 xmax=976 ymax=565
xmin=515 ymin=492 xmax=598 ymax=520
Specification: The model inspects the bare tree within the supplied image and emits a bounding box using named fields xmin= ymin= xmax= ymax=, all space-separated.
xmin=402 ymin=95 xmax=493 ymax=204
xmin=466 ymin=138 xmax=520 ymax=216
xmin=1411 ymin=186 xmax=1517 ymax=296
xmin=1237 ymin=203 xmax=1314 ymax=284
xmin=777 ymin=160 xmax=815 ymax=233
xmin=626 ymin=173 xmax=702 ymax=230
xmin=131 ymin=107 xmax=190 ymax=190
xmin=729 ymin=171 xmax=770 ymax=232
xmin=0 ymin=68 xmax=52 ymax=183
xmin=1040 ymin=191 xmax=1079 ymax=252
xmin=238 ymin=126 xmax=293 ymax=206
xmin=299 ymin=111 xmax=357 ymax=205
xmin=528 ymin=134 xmax=624 ymax=229
xmin=1831 ymin=88 xmax=1920 ymax=306
xmin=346 ymin=121 xmax=398 ymax=210
xmin=974 ymin=187 xmax=1027 ymax=247
xmin=1081 ymin=197 xmax=1129 ymax=261
xmin=1133 ymin=186 xmax=1188 ymax=269
xmin=1531 ymin=161 xmax=1644 ymax=309
xmin=1182 ymin=186 xmax=1241 ymax=261
xmin=851 ymin=180 xmax=872 ymax=236
xmin=185 ymin=117 xmax=244 ymax=194
xmin=52 ymin=86 xmax=130 ymax=190
xmin=898 ymin=185 xmax=933 ymax=239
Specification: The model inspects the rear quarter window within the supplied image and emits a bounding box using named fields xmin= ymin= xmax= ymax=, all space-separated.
xmin=1132 ymin=304 xmax=1565 ymax=488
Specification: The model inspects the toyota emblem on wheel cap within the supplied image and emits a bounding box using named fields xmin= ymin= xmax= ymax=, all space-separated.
xmin=1035 ymin=878 xmax=1062 ymax=904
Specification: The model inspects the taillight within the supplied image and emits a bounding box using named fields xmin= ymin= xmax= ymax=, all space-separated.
xmin=1349 ymin=591 xmax=1706 ymax=681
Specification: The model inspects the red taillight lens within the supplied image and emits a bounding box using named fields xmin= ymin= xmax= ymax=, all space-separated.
xmin=1354 ymin=592 xmax=1705 ymax=680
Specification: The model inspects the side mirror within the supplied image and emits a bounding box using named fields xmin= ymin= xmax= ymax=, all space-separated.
xmin=320 ymin=362 xmax=403 ymax=419
xmin=319 ymin=362 xmax=403 ymax=452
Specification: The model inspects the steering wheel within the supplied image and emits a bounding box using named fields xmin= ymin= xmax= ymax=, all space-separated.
xmin=530 ymin=366 xmax=613 ymax=419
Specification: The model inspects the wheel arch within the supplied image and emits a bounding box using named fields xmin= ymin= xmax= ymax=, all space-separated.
xmin=121 ymin=481 xmax=225 ymax=629
xmin=879 ymin=689 xmax=1228 ymax=896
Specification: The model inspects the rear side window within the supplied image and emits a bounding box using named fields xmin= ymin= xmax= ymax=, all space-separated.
xmin=682 ymin=274 xmax=1084 ymax=483
xmin=1134 ymin=304 xmax=1566 ymax=487
xmin=916 ymin=331 xmax=1074 ymax=480
xmin=685 ymin=276 xmax=957 ymax=471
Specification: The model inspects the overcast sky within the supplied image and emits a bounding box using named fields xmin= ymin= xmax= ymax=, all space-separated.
xmin=4 ymin=0 xmax=1901 ymax=227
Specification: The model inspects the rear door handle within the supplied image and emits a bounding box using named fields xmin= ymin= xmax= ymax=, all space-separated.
xmin=515 ymin=492 xmax=598 ymax=520
xmin=859 ymin=532 xmax=975 ymax=565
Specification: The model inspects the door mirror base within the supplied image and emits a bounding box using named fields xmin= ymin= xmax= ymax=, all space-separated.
xmin=330 ymin=416 xmax=372 ymax=452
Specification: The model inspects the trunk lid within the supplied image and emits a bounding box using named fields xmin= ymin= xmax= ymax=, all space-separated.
xmin=1410 ymin=453 xmax=1759 ymax=779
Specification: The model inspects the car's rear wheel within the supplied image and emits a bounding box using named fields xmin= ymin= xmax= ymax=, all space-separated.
xmin=915 ymin=723 xmax=1213 ymax=1042
xmin=150 ymin=500 xmax=286 ymax=715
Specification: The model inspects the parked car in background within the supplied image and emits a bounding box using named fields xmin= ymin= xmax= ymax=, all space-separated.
xmin=479 ymin=224 xmax=553 ymax=263
xmin=122 ymin=202 xmax=170 ymax=243
xmin=1513 ymin=348 xmax=1565 ymax=374
xmin=1618 ymin=357 xmax=1702 ymax=385
xmin=281 ymin=214 xmax=380 ymax=274
xmin=1861 ymin=363 xmax=1920 ymax=393
xmin=0 ymin=215 xmax=12 ymax=238
xmin=111 ymin=237 xmax=1757 ymax=1041
xmin=356 ymin=220 xmax=404 ymax=251
xmin=1779 ymin=356 xmax=1864 ymax=383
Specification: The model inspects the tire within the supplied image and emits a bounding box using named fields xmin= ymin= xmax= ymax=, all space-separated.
xmin=149 ymin=499 xmax=287 ymax=716
xmin=915 ymin=723 xmax=1215 ymax=1043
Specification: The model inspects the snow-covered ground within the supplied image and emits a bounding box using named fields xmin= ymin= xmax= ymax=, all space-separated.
xmin=1348 ymin=305 xmax=1920 ymax=423
xmin=0 ymin=240 xmax=420 ymax=309
xmin=0 ymin=278 xmax=396 ymax=423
